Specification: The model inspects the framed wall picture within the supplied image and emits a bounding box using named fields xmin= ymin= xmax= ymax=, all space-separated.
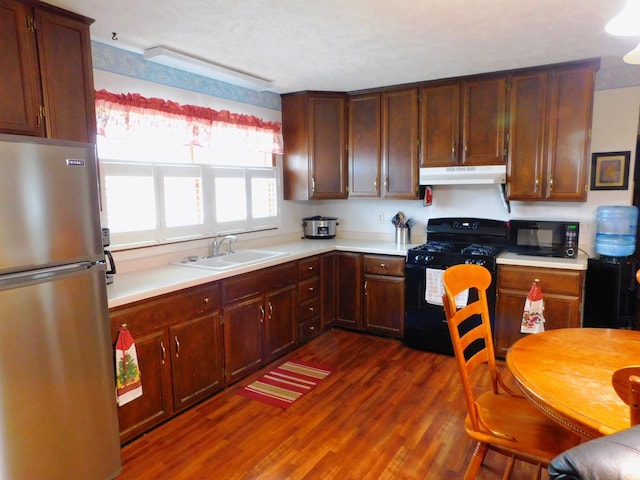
xmin=590 ymin=151 xmax=631 ymax=191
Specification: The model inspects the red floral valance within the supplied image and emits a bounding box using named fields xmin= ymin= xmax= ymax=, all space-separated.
xmin=95 ymin=89 xmax=281 ymax=132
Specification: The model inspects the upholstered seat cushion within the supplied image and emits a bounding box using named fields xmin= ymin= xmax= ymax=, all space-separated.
xmin=548 ymin=425 xmax=640 ymax=480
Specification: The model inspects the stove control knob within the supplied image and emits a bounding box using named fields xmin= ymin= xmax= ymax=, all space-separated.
xmin=415 ymin=255 xmax=424 ymax=263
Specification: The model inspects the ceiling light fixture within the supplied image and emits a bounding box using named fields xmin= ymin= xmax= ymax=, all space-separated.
xmin=143 ymin=46 xmax=274 ymax=91
xmin=623 ymin=42 xmax=640 ymax=64
xmin=605 ymin=0 xmax=640 ymax=36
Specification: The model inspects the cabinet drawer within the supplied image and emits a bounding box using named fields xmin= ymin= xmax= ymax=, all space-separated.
xmin=299 ymin=317 xmax=322 ymax=344
xmin=497 ymin=265 xmax=584 ymax=296
xmin=223 ymin=262 xmax=296 ymax=303
xmin=110 ymin=283 xmax=220 ymax=336
xmin=299 ymin=296 xmax=321 ymax=322
xmin=298 ymin=256 xmax=320 ymax=281
xmin=363 ymin=255 xmax=405 ymax=277
xmin=298 ymin=277 xmax=320 ymax=302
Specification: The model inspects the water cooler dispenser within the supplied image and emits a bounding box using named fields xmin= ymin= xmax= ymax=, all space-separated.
xmin=583 ymin=206 xmax=639 ymax=330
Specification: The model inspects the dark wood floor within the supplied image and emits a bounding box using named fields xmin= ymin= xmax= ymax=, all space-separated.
xmin=118 ymin=329 xmax=548 ymax=479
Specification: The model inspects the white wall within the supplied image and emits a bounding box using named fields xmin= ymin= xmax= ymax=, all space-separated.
xmin=95 ymin=69 xmax=640 ymax=265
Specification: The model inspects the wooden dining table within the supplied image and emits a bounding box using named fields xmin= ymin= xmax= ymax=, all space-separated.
xmin=506 ymin=327 xmax=640 ymax=440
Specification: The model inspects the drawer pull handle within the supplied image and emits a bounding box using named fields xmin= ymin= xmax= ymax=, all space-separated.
xmin=308 ymin=287 xmax=314 ymax=292
xmin=309 ymin=307 xmax=315 ymax=312
xmin=380 ymin=263 xmax=386 ymax=268
xmin=308 ymin=266 xmax=314 ymax=271
xmin=310 ymin=326 xmax=315 ymax=331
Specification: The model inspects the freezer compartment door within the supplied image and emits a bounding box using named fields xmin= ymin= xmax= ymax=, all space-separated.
xmin=0 ymin=135 xmax=103 ymax=274
xmin=0 ymin=264 xmax=121 ymax=479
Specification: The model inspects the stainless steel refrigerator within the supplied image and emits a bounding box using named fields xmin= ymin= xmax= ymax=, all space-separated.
xmin=0 ymin=135 xmax=121 ymax=479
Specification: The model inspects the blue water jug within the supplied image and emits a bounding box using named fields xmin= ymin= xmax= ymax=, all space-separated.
xmin=595 ymin=205 xmax=639 ymax=257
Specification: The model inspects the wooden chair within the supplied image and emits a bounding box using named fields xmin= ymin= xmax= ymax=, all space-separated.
xmin=441 ymin=264 xmax=582 ymax=480
xmin=612 ymin=365 xmax=640 ymax=426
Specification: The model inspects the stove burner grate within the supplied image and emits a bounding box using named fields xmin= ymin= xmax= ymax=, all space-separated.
xmin=460 ymin=243 xmax=501 ymax=256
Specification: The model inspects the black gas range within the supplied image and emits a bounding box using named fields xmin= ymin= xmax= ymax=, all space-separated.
xmin=404 ymin=217 xmax=508 ymax=355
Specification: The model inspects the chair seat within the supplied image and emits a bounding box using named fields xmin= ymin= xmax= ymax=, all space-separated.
xmin=466 ymin=391 xmax=583 ymax=462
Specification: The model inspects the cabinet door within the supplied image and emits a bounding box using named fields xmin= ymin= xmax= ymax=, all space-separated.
xmin=0 ymin=0 xmax=44 ymax=136
xmin=170 ymin=312 xmax=224 ymax=412
xmin=115 ymin=329 xmax=172 ymax=443
xmin=364 ymin=274 xmax=405 ymax=338
xmin=309 ymin=94 xmax=348 ymax=199
xmin=321 ymin=252 xmax=337 ymax=328
xmin=336 ymin=252 xmax=363 ymax=329
xmin=381 ymin=88 xmax=419 ymax=198
xmin=419 ymin=82 xmax=460 ymax=167
xmin=348 ymin=92 xmax=381 ymax=197
xmin=507 ymin=71 xmax=548 ymax=200
xmin=265 ymin=284 xmax=297 ymax=361
xmin=35 ymin=8 xmax=96 ymax=143
xmin=461 ymin=76 xmax=507 ymax=165
xmin=545 ymin=64 xmax=595 ymax=200
xmin=223 ymin=295 xmax=265 ymax=384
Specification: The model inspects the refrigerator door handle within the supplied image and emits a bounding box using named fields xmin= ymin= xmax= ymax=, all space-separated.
xmin=0 ymin=262 xmax=99 ymax=288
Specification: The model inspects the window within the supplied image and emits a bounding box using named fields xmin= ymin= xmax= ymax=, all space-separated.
xmin=95 ymin=90 xmax=283 ymax=248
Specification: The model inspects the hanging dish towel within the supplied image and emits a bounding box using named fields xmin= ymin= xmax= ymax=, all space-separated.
xmin=425 ymin=268 xmax=469 ymax=308
xmin=115 ymin=326 xmax=143 ymax=406
xmin=521 ymin=279 xmax=545 ymax=334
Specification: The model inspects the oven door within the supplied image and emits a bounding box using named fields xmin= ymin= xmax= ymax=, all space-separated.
xmin=404 ymin=263 xmax=485 ymax=356
xmin=404 ymin=264 xmax=455 ymax=355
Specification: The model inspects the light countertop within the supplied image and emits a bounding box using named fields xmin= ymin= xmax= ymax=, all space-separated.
xmin=107 ymin=238 xmax=419 ymax=309
xmin=107 ymin=238 xmax=591 ymax=309
xmin=497 ymin=251 xmax=589 ymax=271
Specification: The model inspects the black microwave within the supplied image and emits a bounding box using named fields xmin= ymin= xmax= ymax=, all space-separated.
xmin=507 ymin=220 xmax=579 ymax=258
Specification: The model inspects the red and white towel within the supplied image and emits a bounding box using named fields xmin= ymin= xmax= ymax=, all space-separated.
xmin=115 ymin=327 xmax=143 ymax=406
xmin=521 ymin=279 xmax=545 ymax=334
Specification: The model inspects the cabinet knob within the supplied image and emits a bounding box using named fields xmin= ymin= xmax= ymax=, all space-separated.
xmin=308 ymin=286 xmax=314 ymax=292
xmin=309 ymin=306 xmax=315 ymax=312
xmin=307 ymin=266 xmax=314 ymax=271
xmin=380 ymin=263 xmax=386 ymax=268
xmin=203 ymin=297 xmax=209 ymax=303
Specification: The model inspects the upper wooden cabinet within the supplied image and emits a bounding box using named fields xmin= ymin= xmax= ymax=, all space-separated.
xmin=419 ymin=82 xmax=460 ymax=167
xmin=348 ymin=92 xmax=381 ymax=197
xmin=381 ymin=88 xmax=420 ymax=198
xmin=507 ymin=60 xmax=598 ymax=201
xmin=348 ymin=89 xmax=419 ymax=198
xmin=0 ymin=0 xmax=96 ymax=143
xmin=282 ymin=92 xmax=348 ymax=200
xmin=420 ymin=75 xmax=507 ymax=167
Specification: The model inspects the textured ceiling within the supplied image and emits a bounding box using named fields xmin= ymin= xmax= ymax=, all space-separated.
xmin=46 ymin=0 xmax=640 ymax=93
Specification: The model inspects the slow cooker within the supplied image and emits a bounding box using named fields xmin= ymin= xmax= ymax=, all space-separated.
xmin=302 ymin=216 xmax=338 ymax=239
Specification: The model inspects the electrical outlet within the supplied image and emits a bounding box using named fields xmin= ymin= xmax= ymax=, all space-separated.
xmin=377 ymin=212 xmax=384 ymax=224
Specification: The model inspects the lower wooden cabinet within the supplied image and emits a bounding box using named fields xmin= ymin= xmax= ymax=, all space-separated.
xmin=494 ymin=264 xmax=585 ymax=357
xmin=109 ymin=282 xmax=224 ymax=444
xmin=363 ymin=255 xmax=405 ymax=338
xmin=335 ymin=252 xmax=364 ymax=330
xmin=321 ymin=252 xmax=337 ymax=329
xmin=222 ymin=262 xmax=297 ymax=385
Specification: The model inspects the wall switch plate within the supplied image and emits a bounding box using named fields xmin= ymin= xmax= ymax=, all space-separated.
xmin=377 ymin=212 xmax=384 ymax=224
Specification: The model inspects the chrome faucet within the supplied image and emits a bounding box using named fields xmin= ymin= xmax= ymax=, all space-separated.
xmin=212 ymin=234 xmax=238 ymax=256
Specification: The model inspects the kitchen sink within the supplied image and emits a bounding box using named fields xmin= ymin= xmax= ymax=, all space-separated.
xmin=171 ymin=249 xmax=289 ymax=271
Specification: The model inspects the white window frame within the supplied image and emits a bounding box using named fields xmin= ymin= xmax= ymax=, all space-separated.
xmin=100 ymin=160 xmax=280 ymax=249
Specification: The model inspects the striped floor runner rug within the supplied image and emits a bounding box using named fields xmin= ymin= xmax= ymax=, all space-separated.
xmin=237 ymin=359 xmax=334 ymax=409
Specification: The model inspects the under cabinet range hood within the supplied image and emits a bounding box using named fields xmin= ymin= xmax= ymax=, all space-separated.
xmin=419 ymin=164 xmax=506 ymax=185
